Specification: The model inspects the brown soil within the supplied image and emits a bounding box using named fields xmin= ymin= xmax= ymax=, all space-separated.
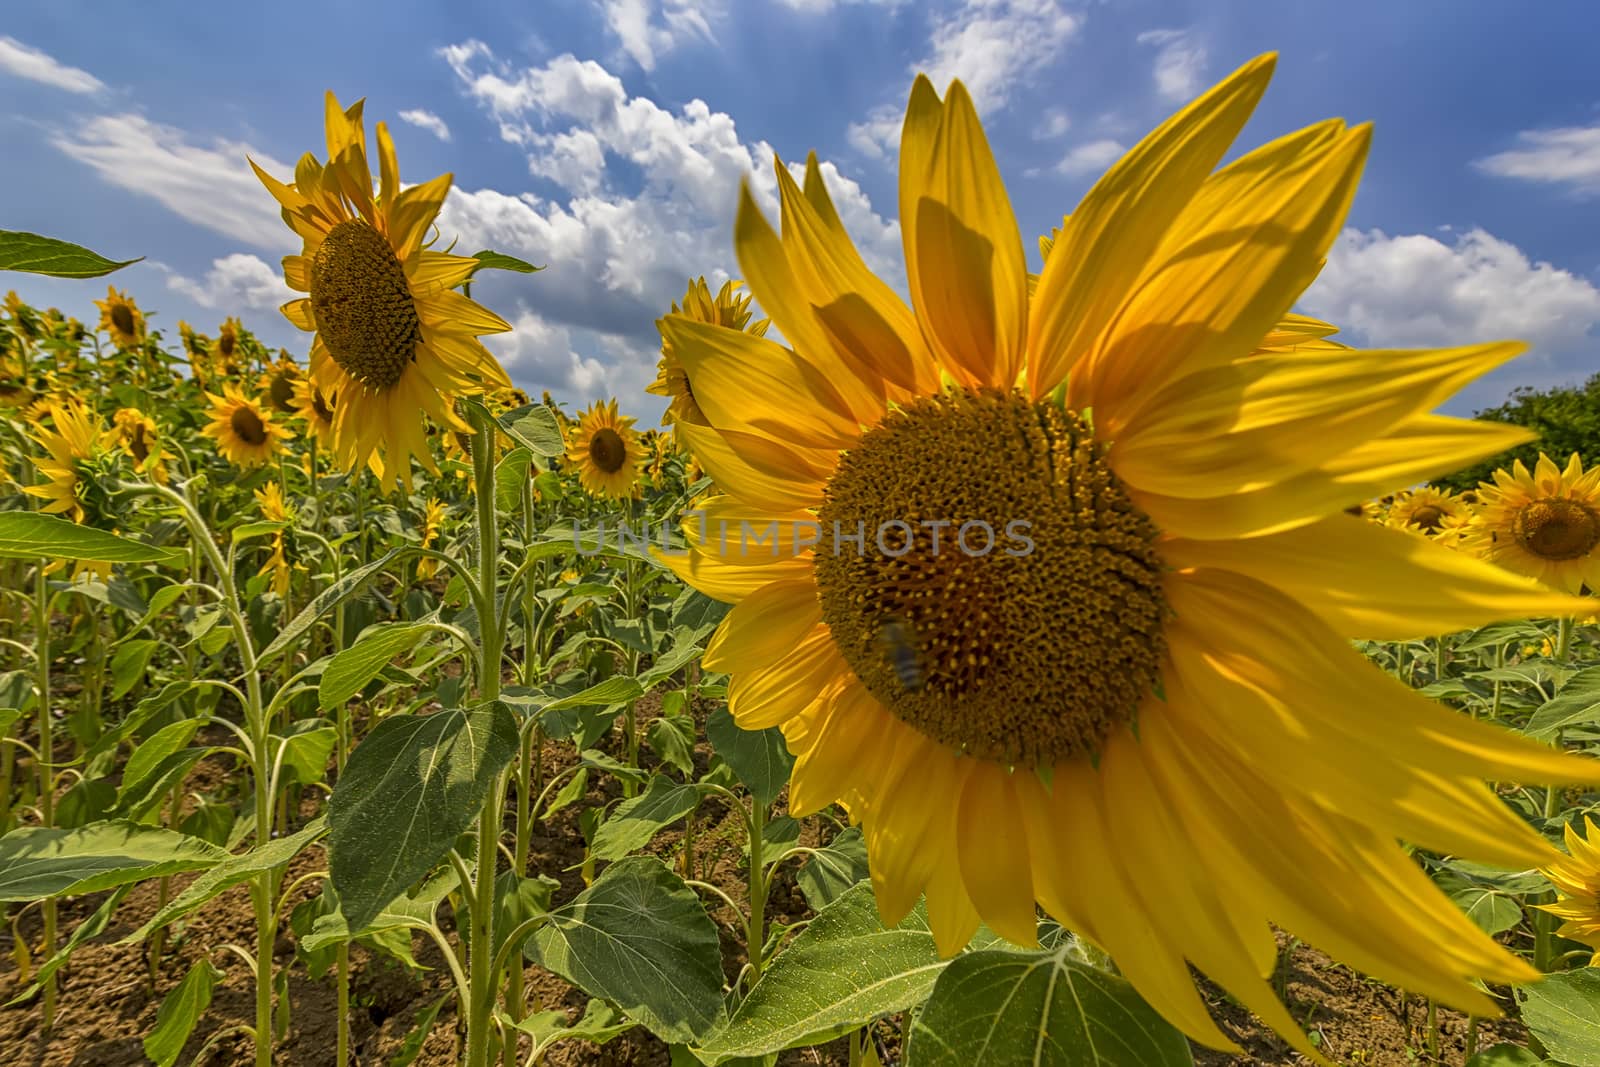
xmin=0 ymin=707 xmax=1540 ymax=1067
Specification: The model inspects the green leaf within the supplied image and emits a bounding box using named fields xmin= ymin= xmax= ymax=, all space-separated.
xmin=907 ymin=945 xmax=1193 ymax=1067
xmin=143 ymin=958 xmax=221 ymax=1067
xmin=5 ymin=885 xmax=131 ymax=1006
xmin=706 ymin=707 xmax=794 ymax=808
xmin=126 ymin=818 xmax=327 ymax=940
xmin=109 ymin=638 xmax=158 ymax=700
xmin=320 ymin=622 xmax=433 ymax=709
xmin=116 ymin=719 xmax=200 ymax=806
xmin=275 ymin=722 xmax=338 ymax=786
xmin=646 ymin=713 xmax=697 ymax=778
xmin=695 ymin=883 xmax=947 ymax=1062
xmin=526 ymin=855 xmax=725 ymax=1044
xmin=390 ymin=993 xmax=451 ymax=1067
xmin=590 ymin=774 xmax=701 ymax=861
xmin=259 ymin=548 xmax=405 ymax=665
xmin=0 ymin=821 xmax=227 ymax=901
xmin=0 ymin=229 xmax=142 ymax=278
xmin=1526 ymin=665 xmax=1600 ymax=737
xmin=84 ymin=681 xmax=194 ymax=776
xmin=471 ymin=249 xmax=546 ymax=275
xmin=499 ymin=403 xmax=567 ymax=457
xmin=0 ymin=512 xmax=181 ymax=565
xmin=505 ymin=998 xmax=635 ymax=1048
xmin=1464 ymin=1046 xmax=1549 ymax=1067
xmin=328 ymin=702 xmax=519 ymax=930
xmin=639 ymin=632 xmax=708 ymax=692
xmin=495 ymin=447 xmax=535 ymax=512
xmin=299 ymin=869 xmax=459 ymax=955
xmin=231 ymin=519 xmax=288 ymax=544
xmin=1519 ymin=969 xmax=1600 ymax=1067
xmin=1444 ymin=881 xmax=1523 ymax=937
xmin=797 ymin=827 xmax=870 ymax=911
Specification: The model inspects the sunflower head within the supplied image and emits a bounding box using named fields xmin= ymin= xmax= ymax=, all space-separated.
xmin=1460 ymin=453 xmax=1600 ymax=593
xmin=24 ymin=400 xmax=123 ymax=524
xmin=566 ymin=399 xmax=644 ymax=499
xmin=254 ymin=90 xmax=513 ymax=490
xmin=202 ymin=386 xmax=292 ymax=469
xmin=290 ymin=376 xmax=337 ymax=447
xmin=1540 ymin=816 xmax=1600 ymax=966
xmin=95 ymin=287 xmax=146 ymax=348
xmin=1386 ymin=485 xmax=1468 ymax=537
xmin=260 ymin=352 xmax=303 ymax=414
xmin=649 ymin=277 xmax=770 ymax=427
xmin=216 ymin=316 xmax=244 ymax=372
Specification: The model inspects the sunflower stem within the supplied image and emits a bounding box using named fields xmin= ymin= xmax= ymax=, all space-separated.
xmin=746 ymin=797 xmax=768 ymax=985
xmin=34 ymin=564 xmax=56 ymax=1032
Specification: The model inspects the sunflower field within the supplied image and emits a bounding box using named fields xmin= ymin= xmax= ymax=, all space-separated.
xmin=3 ymin=55 xmax=1600 ymax=1067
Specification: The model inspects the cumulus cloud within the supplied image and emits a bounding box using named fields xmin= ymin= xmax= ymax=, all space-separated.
xmin=1050 ymin=138 xmax=1124 ymax=177
xmin=775 ymin=0 xmax=908 ymax=9
xmin=1136 ymin=28 xmax=1207 ymax=103
xmin=0 ymin=36 xmax=104 ymax=94
xmin=591 ymin=0 xmax=716 ymax=71
xmin=848 ymin=0 xmax=1082 ymax=158
xmin=487 ymin=307 xmax=616 ymax=396
xmin=398 ymin=108 xmax=451 ymax=141
xmin=1300 ymin=227 xmax=1600 ymax=354
xmin=166 ymin=253 xmax=294 ymax=310
xmin=1034 ymin=108 xmax=1070 ymax=140
xmin=51 ymin=114 xmax=294 ymax=250
xmin=1474 ymin=124 xmax=1600 ymax=197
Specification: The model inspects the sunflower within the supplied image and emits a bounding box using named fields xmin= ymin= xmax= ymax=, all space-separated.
xmin=259 ymin=352 xmax=302 ymax=414
xmin=254 ymin=92 xmax=513 ymax=491
xmin=253 ymin=482 xmax=297 ymax=597
xmin=655 ymin=58 xmax=1598 ymax=1057
xmin=24 ymin=400 xmax=118 ymax=523
xmin=112 ymin=407 xmax=171 ymax=483
xmin=415 ymin=496 xmax=448 ymax=580
xmin=95 ymin=287 xmax=146 ymax=348
xmin=215 ymin=317 xmax=244 ymax=375
xmin=1458 ymin=453 xmax=1600 ymax=594
xmin=649 ymin=278 xmax=769 ymax=427
xmin=1387 ymin=485 xmax=1469 ymax=537
xmin=202 ymin=385 xmax=291 ymax=469
xmin=291 ymin=376 xmax=337 ymax=448
xmin=566 ymin=399 xmax=644 ymax=500
xmin=1540 ymin=816 xmax=1600 ymax=966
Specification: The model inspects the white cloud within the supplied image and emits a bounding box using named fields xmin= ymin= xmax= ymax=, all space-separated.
xmin=0 ymin=36 xmax=104 ymax=94
xmin=592 ymin=0 xmax=716 ymax=71
xmin=1034 ymin=108 xmax=1070 ymax=140
xmin=775 ymin=0 xmax=908 ymax=9
xmin=165 ymin=253 xmax=294 ymax=310
xmin=1300 ymin=227 xmax=1600 ymax=353
xmin=487 ymin=307 xmax=615 ymax=396
xmin=1137 ymin=28 xmax=1206 ymax=103
xmin=1474 ymin=124 xmax=1600 ymax=197
xmin=51 ymin=114 xmax=294 ymax=250
xmin=848 ymin=0 xmax=1082 ymax=158
xmin=398 ymin=108 xmax=451 ymax=142
xmin=1051 ymin=137 xmax=1124 ymax=177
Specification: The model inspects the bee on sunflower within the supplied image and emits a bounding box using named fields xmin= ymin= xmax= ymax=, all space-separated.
xmin=649 ymin=277 xmax=769 ymax=429
xmin=566 ymin=399 xmax=644 ymax=500
xmin=95 ymin=287 xmax=146 ymax=349
xmin=202 ymin=385 xmax=292 ymax=469
xmin=1457 ymin=453 xmax=1600 ymax=594
xmin=655 ymin=56 xmax=1599 ymax=1058
xmin=253 ymin=92 xmax=513 ymax=490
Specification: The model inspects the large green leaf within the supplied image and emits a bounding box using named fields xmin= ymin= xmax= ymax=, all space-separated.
xmin=258 ymin=548 xmax=404 ymax=665
xmin=589 ymin=774 xmax=701 ymax=861
xmin=0 ymin=512 xmax=181 ymax=565
xmin=906 ymin=946 xmax=1193 ymax=1067
xmin=796 ymin=827 xmax=870 ymax=911
xmin=319 ymin=622 xmax=433 ymax=708
xmin=328 ymin=702 xmax=518 ymax=930
xmin=706 ymin=707 xmax=793 ymax=808
xmin=499 ymin=403 xmax=566 ymax=457
xmin=1519 ymin=969 xmax=1600 ymax=1067
xmin=471 ymin=249 xmax=546 ymax=276
xmin=144 ymin=959 xmax=221 ymax=1067
xmin=0 ymin=229 xmax=141 ymax=277
xmin=526 ymin=855 xmax=725 ymax=1044
xmin=0 ymin=821 xmax=226 ymax=901
xmin=127 ymin=818 xmax=327 ymax=940
xmin=694 ymin=883 xmax=946 ymax=1063
xmin=1526 ymin=665 xmax=1600 ymax=737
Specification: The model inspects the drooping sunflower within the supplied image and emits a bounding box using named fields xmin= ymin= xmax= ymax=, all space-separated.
xmin=656 ymin=57 xmax=1598 ymax=1056
xmin=649 ymin=277 xmax=769 ymax=427
xmin=566 ymin=399 xmax=644 ymax=499
xmin=416 ymin=496 xmax=448 ymax=580
xmin=1387 ymin=485 xmax=1469 ymax=537
xmin=24 ymin=400 xmax=118 ymax=522
xmin=1540 ymin=816 xmax=1600 ymax=966
xmin=202 ymin=385 xmax=291 ymax=469
xmin=259 ymin=352 xmax=302 ymax=414
xmin=1457 ymin=453 xmax=1600 ymax=595
xmin=253 ymin=481 xmax=297 ymax=597
xmin=95 ymin=287 xmax=145 ymax=348
xmin=292 ymin=377 xmax=337 ymax=448
xmin=254 ymin=92 xmax=513 ymax=490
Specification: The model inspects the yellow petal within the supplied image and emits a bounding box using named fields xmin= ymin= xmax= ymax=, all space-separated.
xmin=652 ymin=545 xmax=814 ymax=603
xmin=703 ymin=580 xmax=821 ymax=673
xmin=728 ymin=628 xmax=849 ymax=731
xmin=955 ymin=765 xmax=1037 ymax=947
xmin=677 ymin=422 xmax=825 ymax=513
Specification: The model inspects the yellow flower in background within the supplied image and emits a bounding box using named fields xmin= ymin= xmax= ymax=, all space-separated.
xmin=112 ymin=407 xmax=171 ymax=483
xmin=254 ymin=91 xmax=513 ymax=490
xmin=566 ymin=398 xmax=644 ymax=500
xmin=202 ymin=385 xmax=291 ymax=469
xmin=253 ymin=482 xmax=296 ymax=597
xmin=1540 ymin=816 xmax=1600 ymax=966
xmin=416 ymin=496 xmax=448 ymax=580
xmin=25 ymin=400 xmax=117 ymax=522
xmin=650 ymin=277 xmax=769 ymax=427
xmin=292 ymin=377 xmax=337 ymax=447
xmin=95 ymin=287 xmax=145 ymax=348
xmin=1459 ymin=453 xmax=1600 ymax=594
xmin=260 ymin=352 xmax=302 ymax=414
xmin=1387 ymin=486 xmax=1469 ymax=537
xmin=657 ymin=57 xmax=1599 ymax=1057
xmin=214 ymin=316 xmax=245 ymax=375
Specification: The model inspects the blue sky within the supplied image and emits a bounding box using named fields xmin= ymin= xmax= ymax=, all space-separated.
xmin=4 ymin=0 xmax=1598 ymax=421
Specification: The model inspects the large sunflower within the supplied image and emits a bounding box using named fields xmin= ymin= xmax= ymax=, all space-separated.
xmin=254 ymin=92 xmax=513 ymax=490
xmin=657 ymin=57 xmax=1598 ymax=1056
xmin=1458 ymin=453 xmax=1600 ymax=594
xmin=649 ymin=277 xmax=769 ymax=427
xmin=95 ymin=286 xmax=145 ymax=348
xmin=566 ymin=399 xmax=644 ymax=500
xmin=1540 ymin=816 xmax=1600 ymax=966
xmin=25 ymin=400 xmax=117 ymax=522
xmin=202 ymin=385 xmax=291 ymax=469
